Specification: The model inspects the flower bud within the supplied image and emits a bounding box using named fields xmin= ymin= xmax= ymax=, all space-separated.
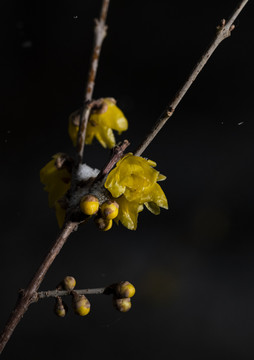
xmin=116 ymin=281 xmax=135 ymax=298
xmin=72 ymin=293 xmax=90 ymax=316
xmin=113 ymin=297 xmax=131 ymax=312
xmin=62 ymin=276 xmax=76 ymax=291
xmin=100 ymin=200 xmax=119 ymax=220
xmin=80 ymin=194 xmax=99 ymax=216
xmin=54 ymin=297 xmax=67 ymax=318
xmin=95 ymin=217 xmax=113 ymax=231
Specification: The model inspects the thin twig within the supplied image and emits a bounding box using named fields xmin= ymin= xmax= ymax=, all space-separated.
xmin=0 ymin=0 xmax=249 ymax=355
xmin=0 ymin=1 xmax=112 ymax=354
xmin=134 ymin=0 xmax=249 ymax=156
xmin=32 ymin=287 xmax=106 ymax=302
xmin=76 ymin=0 xmax=110 ymax=163
xmin=0 ymin=221 xmax=78 ymax=354
xmin=95 ymin=140 xmax=130 ymax=182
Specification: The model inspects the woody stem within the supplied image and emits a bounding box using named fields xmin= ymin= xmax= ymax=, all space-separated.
xmin=76 ymin=0 xmax=110 ymax=163
xmin=134 ymin=0 xmax=249 ymax=156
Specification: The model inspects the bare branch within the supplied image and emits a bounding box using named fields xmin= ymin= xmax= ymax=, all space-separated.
xmin=95 ymin=140 xmax=130 ymax=182
xmin=134 ymin=0 xmax=249 ymax=157
xmin=76 ymin=0 xmax=111 ymax=163
xmin=0 ymin=0 xmax=249 ymax=354
xmin=0 ymin=1 xmax=112 ymax=354
xmin=32 ymin=287 xmax=107 ymax=302
xmin=0 ymin=221 xmax=78 ymax=354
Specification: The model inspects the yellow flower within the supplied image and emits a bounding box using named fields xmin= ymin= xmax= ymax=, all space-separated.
xmin=40 ymin=154 xmax=71 ymax=227
xmin=104 ymin=154 xmax=168 ymax=230
xmin=68 ymin=98 xmax=128 ymax=148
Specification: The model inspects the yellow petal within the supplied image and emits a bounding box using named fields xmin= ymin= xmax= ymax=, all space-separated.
xmin=95 ymin=125 xmax=115 ymax=149
xmin=96 ymin=98 xmax=128 ymax=133
xmin=144 ymin=202 xmax=160 ymax=215
xmin=147 ymin=159 xmax=157 ymax=167
xmin=105 ymin=154 xmax=160 ymax=200
xmin=158 ymin=173 xmax=167 ymax=181
xmin=40 ymin=155 xmax=71 ymax=208
xmin=141 ymin=183 xmax=168 ymax=209
xmin=86 ymin=121 xmax=116 ymax=148
xmin=86 ymin=98 xmax=128 ymax=148
xmin=115 ymin=196 xmax=143 ymax=230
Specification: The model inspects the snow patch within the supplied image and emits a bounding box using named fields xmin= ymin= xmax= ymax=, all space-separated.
xmin=77 ymin=163 xmax=100 ymax=181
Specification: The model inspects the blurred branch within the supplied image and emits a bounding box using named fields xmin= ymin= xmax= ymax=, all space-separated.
xmin=76 ymin=0 xmax=110 ymax=163
xmin=134 ymin=0 xmax=249 ymax=156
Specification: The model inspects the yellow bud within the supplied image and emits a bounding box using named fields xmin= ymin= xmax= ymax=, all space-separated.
xmin=101 ymin=200 xmax=119 ymax=220
xmin=63 ymin=276 xmax=76 ymax=291
xmin=113 ymin=297 xmax=132 ymax=312
xmin=72 ymin=293 xmax=90 ymax=316
xmin=95 ymin=217 xmax=113 ymax=231
xmin=116 ymin=281 xmax=136 ymax=298
xmin=54 ymin=297 xmax=67 ymax=318
xmin=80 ymin=194 xmax=99 ymax=216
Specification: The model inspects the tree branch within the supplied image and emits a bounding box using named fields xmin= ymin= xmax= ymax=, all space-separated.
xmin=95 ymin=139 xmax=130 ymax=182
xmin=0 ymin=0 xmax=249 ymax=355
xmin=34 ymin=287 xmax=106 ymax=301
xmin=134 ymin=0 xmax=249 ymax=157
xmin=0 ymin=221 xmax=78 ymax=354
xmin=76 ymin=0 xmax=111 ymax=163
xmin=0 ymin=3 xmax=111 ymax=353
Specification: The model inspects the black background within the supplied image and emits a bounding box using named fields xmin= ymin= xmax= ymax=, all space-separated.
xmin=1 ymin=1 xmax=254 ymax=359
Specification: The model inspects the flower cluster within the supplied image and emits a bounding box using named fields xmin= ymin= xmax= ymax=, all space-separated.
xmin=105 ymin=153 xmax=168 ymax=230
xmin=40 ymin=97 xmax=168 ymax=231
xmin=68 ymin=98 xmax=128 ymax=149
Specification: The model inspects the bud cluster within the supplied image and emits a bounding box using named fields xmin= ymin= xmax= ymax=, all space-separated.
xmin=54 ymin=276 xmax=90 ymax=318
xmin=52 ymin=277 xmax=136 ymax=317
xmin=112 ymin=281 xmax=136 ymax=313
xmin=79 ymin=194 xmax=119 ymax=231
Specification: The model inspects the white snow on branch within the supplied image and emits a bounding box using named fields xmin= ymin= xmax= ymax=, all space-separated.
xmin=77 ymin=163 xmax=100 ymax=181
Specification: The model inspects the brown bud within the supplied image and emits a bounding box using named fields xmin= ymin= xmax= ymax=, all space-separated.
xmin=113 ymin=297 xmax=132 ymax=313
xmin=62 ymin=276 xmax=76 ymax=291
xmin=94 ymin=217 xmax=113 ymax=231
xmin=54 ymin=296 xmax=67 ymax=318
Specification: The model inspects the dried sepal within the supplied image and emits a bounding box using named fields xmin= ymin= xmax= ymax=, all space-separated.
xmin=94 ymin=217 xmax=113 ymax=231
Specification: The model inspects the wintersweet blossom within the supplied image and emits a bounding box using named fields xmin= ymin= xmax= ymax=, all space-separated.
xmin=68 ymin=98 xmax=128 ymax=149
xmin=40 ymin=154 xmax=71 ymax=227
xmin=104 ymin=153 xmax=168 ymax=230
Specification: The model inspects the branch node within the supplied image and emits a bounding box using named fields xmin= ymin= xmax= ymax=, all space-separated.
xmin=230 ymin=24 xmax=236 ymax=32
xmin=166 ymin=107 xmax=174 ymax=117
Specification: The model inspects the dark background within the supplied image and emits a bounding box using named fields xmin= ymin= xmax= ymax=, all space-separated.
xmin=1 ymin=0 xmax=254 ymax=359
